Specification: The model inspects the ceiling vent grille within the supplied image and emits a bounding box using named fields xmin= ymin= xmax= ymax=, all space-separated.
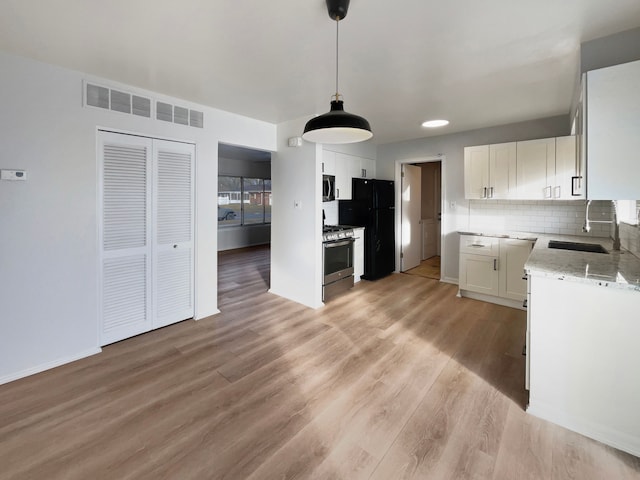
xmin=84 ymin=82 xmax=202 ymax=127
xmin=157 ymin=102 xmax=173 ymax=122
xmin=156 ymin=101 xmax=204 ymax=129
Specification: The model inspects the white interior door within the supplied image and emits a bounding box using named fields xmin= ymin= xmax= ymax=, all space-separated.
xmin=401 ymin=164 xmax=422 ymax=271
xmin=99 ymin=132 xmax=153 ymax=345
xmin=153 ymin=140 xmax=195 ymax=329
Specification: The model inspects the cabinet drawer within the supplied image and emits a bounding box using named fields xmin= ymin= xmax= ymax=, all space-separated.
xmin=460 ymin=235 xmax=500 ymax=256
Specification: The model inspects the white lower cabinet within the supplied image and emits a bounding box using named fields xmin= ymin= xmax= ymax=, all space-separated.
xmin=527 ymin=274 xmax=640 ymax=456
xmin=353 ymin=227 xmax=365 ymax=282
xmin=459 ymin=253 xmax=499 ymax=295
xmin=498 ymin=238 xmax=533 ymax=300
xmin=459 ymin=235 xmax=534 ymax=308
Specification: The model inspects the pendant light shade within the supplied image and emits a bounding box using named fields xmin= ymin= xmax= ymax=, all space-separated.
xmin=302 ymin=100 xmax=372 ymax=144
xmin=302 ymin=0 xmax=372 ymax=144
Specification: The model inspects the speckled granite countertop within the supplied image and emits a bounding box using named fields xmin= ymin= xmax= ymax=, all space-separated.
xmin=459 ymin=231 xmax=640 ymax=292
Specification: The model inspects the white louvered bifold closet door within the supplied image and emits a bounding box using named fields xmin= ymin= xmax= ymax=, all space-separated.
xmin=152 ymin=140 xmax=195 ymax=329
xmin=99 ymin=132 xmax=153 ymax=345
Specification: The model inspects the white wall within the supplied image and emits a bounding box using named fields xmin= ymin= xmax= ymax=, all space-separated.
xmin=270 ymin=121 xmax=323 ymax=308
xmin=0 ymin=51 xmax=276 ymax=384
xmin=377 ymin=115 xmax=570 ymax=283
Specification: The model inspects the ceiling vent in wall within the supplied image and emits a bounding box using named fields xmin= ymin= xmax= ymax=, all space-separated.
xmin=84 ymin=81 xmax=203 ymax=128
xmin=156 ymin=101 xmax=203 ymax=129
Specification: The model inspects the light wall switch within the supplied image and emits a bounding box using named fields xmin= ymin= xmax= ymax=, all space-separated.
xmin=288 ymin=137 xmax=303 ymax=147
xmin=1 ymin=170 xmax=27 ymax=181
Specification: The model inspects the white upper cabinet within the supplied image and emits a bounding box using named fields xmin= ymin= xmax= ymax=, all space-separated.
xmin=464 ymin=142 xmax=516 ymax=199
xmin=334 ymin=152 xmax=352 ymax=200
xmin=489 ymin=142 xmax=517 ymax=199
xmin=516 ymin=138 xmax=556 ymax=200
xmin=326 ymin=149 xmax=376 ymax=200
xmin=322 ymin=149 xmax=336 ymax=175
xmin=586 ymin=60 xmax=640 ymax=200
xmin=464 ymin=143 xmax=516 ymax=199
xmin=360 ymin=158 xmax=376 ymax=179
xmin=554 ymin=135 xmax=582 ymax=199
xmin=464 ymin=145 xmax=490 ymax=199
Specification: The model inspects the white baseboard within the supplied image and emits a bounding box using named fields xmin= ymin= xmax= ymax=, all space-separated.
xmin=528 ymin=401 xmax=640 ymax=458
xmin=459 ymin=289 xmax=525 ymax=310
xmin=195 ymin=309 xmax=220 ymax=320
xmin=0 ymin=347 xmax=102 ymax=386
xmin=441 ymin=276 xmax=458 ymax=285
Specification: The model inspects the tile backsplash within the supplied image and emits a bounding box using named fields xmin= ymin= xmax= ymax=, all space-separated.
xmin=467 ymin=200 xmax=613 ymax=237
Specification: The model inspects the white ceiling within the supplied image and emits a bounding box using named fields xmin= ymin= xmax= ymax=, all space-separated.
xmin=1 ymin=0 xmax=640 ymax=145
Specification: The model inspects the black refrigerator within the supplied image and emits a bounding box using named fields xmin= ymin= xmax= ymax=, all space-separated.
xmin=339 ymin=178 xmax=395 ymax=280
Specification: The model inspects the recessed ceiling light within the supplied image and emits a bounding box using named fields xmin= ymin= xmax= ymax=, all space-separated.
xmin=422 ymin=119 xmax=449 ymax=128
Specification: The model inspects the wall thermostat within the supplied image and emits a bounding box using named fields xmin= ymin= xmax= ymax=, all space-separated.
xmin=1 ymin=170 xmax=27 ymax=181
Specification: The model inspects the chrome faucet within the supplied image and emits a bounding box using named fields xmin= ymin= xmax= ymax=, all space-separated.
xmin=583 ymin=200 xmax=621 ymax=251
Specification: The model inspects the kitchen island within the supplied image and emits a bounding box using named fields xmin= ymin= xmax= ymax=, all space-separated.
xmin=523 ymin=234 xmax=640 ymax=457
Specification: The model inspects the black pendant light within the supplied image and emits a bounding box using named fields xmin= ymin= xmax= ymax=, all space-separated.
xmin=302 ymin=0 xmax=373 ymax=144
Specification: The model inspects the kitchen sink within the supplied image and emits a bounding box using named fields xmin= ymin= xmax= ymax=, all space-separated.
xmin=547 ymin=240 xmax=608 ymax=254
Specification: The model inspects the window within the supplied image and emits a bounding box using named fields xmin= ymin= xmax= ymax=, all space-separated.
xmin=218 ymin=175 xmax=271 ymax=226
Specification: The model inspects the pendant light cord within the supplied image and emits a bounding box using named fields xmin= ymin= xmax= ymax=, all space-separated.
xmin=335 ymin=18 xmax=340 ymax=100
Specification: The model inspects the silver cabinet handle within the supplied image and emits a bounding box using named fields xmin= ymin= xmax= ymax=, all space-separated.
xmin=489 ymin=187 xmax=494 ymax=198
xmin=554 ymin=186 xmax=561 ymax=198
xmin=336 ymin=188 xmax=340 ymax=198
xmin=493 ymin=258 xmax=498 ymax=271
xmin=482 ymin=187 xmax=488 ymax=199
xmin=544 ymin=186 xmax=552 ymax=198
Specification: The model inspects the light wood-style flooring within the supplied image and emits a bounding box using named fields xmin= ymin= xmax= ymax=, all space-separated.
xmin=1 ymin=245 xmax=638 ymax=479
xmin=405 ymin=256 xmax=441 ymax=280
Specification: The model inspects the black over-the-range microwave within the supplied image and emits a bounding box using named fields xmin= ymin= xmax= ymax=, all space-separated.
xmin=323 ymin=174 xmax=335 ymax=202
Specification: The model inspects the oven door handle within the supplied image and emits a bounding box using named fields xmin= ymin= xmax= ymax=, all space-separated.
xmin=324 ymin=239 xmax=353 ymax=248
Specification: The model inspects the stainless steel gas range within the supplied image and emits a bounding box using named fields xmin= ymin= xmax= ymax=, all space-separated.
xmin=322 ymin=225 xmax=355 ymax=301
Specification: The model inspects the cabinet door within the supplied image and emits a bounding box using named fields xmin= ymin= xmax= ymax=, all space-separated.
xmin=516 ymin=138 xmax=556 ymax=199
xmin=554 ymin=136 xmax=578 ymax=199
xmin=322 ymin=149 xmax=336 ymax=175
xmin=498 ymin=239 xmax=532 ymax=301
xmin=459 ymin=253 xmax=500 ymax=296
xmin=587 ymin=60 xmax=640 ymax=199
xmin=489 ymin=142 xmax=517 ymax=199
xmin=334 ymin=153 xmax=351 ymax=199
xmin=348 ymin=155 xmax=363 ymax=180
xmin=464 ymin=145 xmax=489 ymax=199
xmin=361 ymin=158 xmax=376 ymax=179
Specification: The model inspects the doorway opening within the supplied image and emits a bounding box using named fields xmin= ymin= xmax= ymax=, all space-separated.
xmin=217 ymin=143 xmax=272 ymax=307
xmin=396 ymin=156 xmax=444 ymax=281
